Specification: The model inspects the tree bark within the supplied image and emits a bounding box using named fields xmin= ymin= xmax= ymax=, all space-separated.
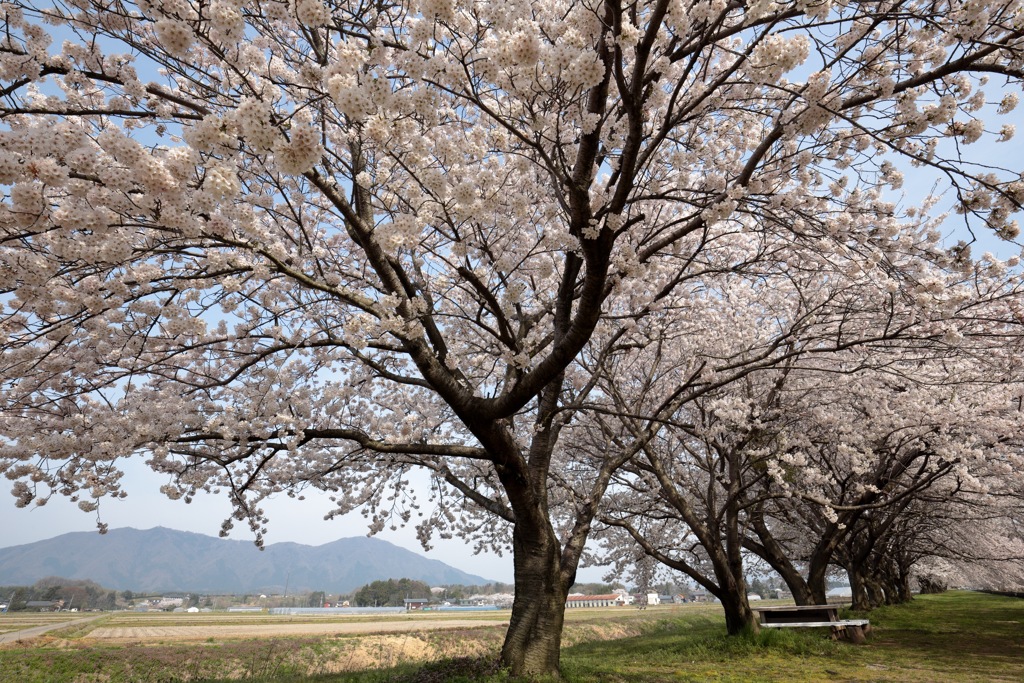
xmin=865 ymin=576 xmax=886 ymax=608
xmin=744 ymin=508 xmax=817 ymax=605
xmin=895 ymin=565 xmax=913 ymax=604
xmin=500 ymin=518 xmax=570 ymax=678
xmin=847 ymin=564 xmax=872 ymax=611
xmin=806 ymin=535 xmax=841 ymax=605
xmin=715 ymin=572 xmax=758 ymax=635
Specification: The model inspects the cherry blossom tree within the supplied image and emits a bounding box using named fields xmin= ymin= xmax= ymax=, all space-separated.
xmin=832 ymin=435 xmax=1024 ymax=607
xmin=591 ymin=243 xmax=1024 ymax=629
xmin=2 ymin=0 xmax=1023 ymax=675
xmin=909 ymin=506 xmax=1024 ymax=592
xmin=752 ymin=311 xmax=1024 ymax=603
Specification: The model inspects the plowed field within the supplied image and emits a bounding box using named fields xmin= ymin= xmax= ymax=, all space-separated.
xmin=87 ymin=617 xmax=507 ymax=641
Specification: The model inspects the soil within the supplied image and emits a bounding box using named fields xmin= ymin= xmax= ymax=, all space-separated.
xmin=86 ymin=617 xmax=509 ymax=643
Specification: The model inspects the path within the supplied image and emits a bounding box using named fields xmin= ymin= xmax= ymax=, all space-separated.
xmin=0 ymin=614 xmax=104 ymax=645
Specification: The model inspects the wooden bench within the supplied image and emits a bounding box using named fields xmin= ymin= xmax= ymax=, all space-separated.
xmin=753 ymin=604 xmax=870 ymax=644
xmin=760 ymin=618 xmax=871 ymax=644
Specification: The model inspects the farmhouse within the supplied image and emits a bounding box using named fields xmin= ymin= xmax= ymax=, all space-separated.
xmin=565 ymin=593 xmax=626 ymax=608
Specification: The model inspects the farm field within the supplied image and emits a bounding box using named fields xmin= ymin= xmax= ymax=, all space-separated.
xmin=0 ymin=592 xmax=1020 ymax=682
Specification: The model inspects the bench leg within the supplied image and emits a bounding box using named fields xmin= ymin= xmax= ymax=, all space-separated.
xmin=846 ymin=625 xmax=866 ymax=645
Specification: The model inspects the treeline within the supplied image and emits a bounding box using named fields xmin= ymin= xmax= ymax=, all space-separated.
xmin=350 ymin=578 xmax=432 ymax=607
xmin=1 ymin=577 xmax=120 ymax=611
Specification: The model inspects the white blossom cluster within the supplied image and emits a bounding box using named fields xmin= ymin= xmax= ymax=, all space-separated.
xmin=294 ymin=0 xmax=331 ymax=27
xmin=154 ymin=18 xmax=193 ymax=56
xmin=746 ymin=33 xmax=811 ymax=82
xmin=274 ymin=124 xmax=324 ymax=175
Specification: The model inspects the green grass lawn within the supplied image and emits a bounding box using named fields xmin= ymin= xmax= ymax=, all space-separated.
xmin=1 ymin=591 xmax=1020 ymax=682
xmin=557 ymin=591 xmax=1024 ymax=683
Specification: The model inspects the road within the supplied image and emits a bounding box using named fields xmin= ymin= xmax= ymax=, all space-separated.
xmin=0 ymin=614 xmax=105 ymax=645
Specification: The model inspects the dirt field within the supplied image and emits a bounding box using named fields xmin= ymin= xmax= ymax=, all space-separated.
xmin=0 ymin=606 xmax=703 ymax=682
xmin=87 ymin=616 xmax=509 ymax=641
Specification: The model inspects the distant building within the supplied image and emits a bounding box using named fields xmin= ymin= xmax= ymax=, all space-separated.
xmin=404 ymin=598 xmax=430 ymax=610
xmin=463 ymin=593 xmax=513 ymax=608
xmin=25 ymin=600 xmax=64 ymax=612
xmin=565 ymin=593 xmax=626 ymax=608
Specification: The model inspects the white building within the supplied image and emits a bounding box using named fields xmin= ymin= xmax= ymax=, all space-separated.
xmin=565 ymin=593 xmax=627 ymax=608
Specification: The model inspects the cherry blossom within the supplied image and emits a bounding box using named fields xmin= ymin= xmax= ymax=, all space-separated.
xmin=1 ymin=1 xmax=1023 ymax=675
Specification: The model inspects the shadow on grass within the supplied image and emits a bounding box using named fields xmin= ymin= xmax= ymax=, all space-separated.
xmin=844 ymin=592 xmax=1024 ymax=679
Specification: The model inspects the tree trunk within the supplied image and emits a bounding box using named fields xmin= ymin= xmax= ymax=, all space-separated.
xmin=848 ymin=564 xmax=872 ymax=611
xmin=865 ymin=576 xmax=886 ymax=608
xmin=718 ymin=580 xmax=758 ymax=635
xmin=500 ymin=517 xmax=570 ymax=678
xmin=805 ymin=556 xmax=831 ymax=605
xmin=895 ymin=567 xmax=913 ymax=603
xmin=781 ymin=572 xmax=817 ymax=606
xmin=744 ymin=509 xmax=817 ymax=605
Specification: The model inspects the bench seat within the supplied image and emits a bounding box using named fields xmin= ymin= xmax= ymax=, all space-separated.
xmin=760 ymin=619 xmax=870 ymax=644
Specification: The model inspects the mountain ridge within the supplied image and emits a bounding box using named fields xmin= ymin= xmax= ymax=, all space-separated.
xmin=0 ymin=527 xmax=492 ymax=593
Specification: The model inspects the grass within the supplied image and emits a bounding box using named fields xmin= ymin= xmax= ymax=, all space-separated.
xmin=558 ymin=591 xmax=1024 ymax=683
xmin=0 ymin=591 xmax=1020 ymax=682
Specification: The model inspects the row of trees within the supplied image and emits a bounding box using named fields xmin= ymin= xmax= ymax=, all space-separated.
xmin=1 ymin=578 xmax=121 ymax=611
xmin=350 ymin=577 xmax=431 ymax=606
xmin=588 ymin=315 xmax=1024 ymax=632
xmin=1 ymin=0 xmax=1023 ymax=677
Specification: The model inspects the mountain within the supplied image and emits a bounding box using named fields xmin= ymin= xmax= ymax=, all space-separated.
xmin=0 ymin=527 xmax=492 ymax=593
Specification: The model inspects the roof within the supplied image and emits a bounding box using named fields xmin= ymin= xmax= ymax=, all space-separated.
xmin=566 ymin=594 xmax=622 ymax=602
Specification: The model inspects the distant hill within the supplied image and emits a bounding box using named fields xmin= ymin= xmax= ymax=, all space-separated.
xmin=0 ymin=527 xmax=492 ymax=593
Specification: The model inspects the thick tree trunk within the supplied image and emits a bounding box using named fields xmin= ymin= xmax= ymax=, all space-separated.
xmin=721 ymin=456 xmax=757 ymax=635
xmin=848 ymin=564 xmax=872 ymax=611
xmin=865 ymin=576 xmax=886 ymax=608
xmin=500 ymin=518 xmax=569 ymax=678
xmin=895 ymin=567 xmax=913 ymax=604
xmin=805 ymin=557 xmax=831 ymax=605
xmin=718 ymin=581 xmax=758 ymax=635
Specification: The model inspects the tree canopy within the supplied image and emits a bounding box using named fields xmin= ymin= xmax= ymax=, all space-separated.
xmin=2 ymin=0 xmax=1023 ymax=676
xmin=351 ymin=577 xmax=431 ymax=606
